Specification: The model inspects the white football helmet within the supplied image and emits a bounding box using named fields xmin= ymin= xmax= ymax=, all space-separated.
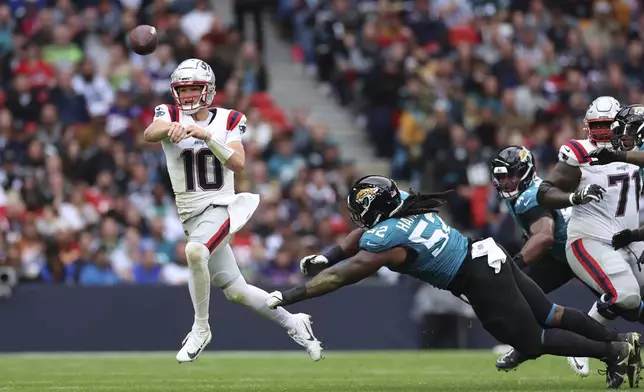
xmin=170 ymin=58 xmax=216 ymax=114
xmin=583 ymin=96 xmax=621 ymax=150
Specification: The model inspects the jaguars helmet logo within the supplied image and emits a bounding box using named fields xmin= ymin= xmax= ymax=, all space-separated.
xmin=355 ymin=187 xmax=380 ymax=209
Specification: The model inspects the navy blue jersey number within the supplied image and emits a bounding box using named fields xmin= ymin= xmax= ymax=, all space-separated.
xmin=607 ymin=170 xmax=641 ymax=217
xmin=180 ymin=149 xmax=223 ymax=191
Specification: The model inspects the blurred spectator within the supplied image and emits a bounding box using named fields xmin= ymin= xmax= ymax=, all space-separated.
xmin=277 ymin=0 xmax=644 ymax=248
xmin=79 ymin=246 xmax=119 ymax=286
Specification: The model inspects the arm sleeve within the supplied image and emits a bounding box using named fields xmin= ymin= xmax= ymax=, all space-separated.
xmin=152 ymin=104 xmax=172 ymax=123
xmin=558 ymin=140 xmax=589 ymax=167
xmin=225 ymin=114 xmax=247 ymax=144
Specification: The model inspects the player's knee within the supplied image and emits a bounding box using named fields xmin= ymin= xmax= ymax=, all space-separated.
xmin=185 ymin=242 xmax=209 ymax=266
xmin=222 ymin=278 xmax=247 ymax=304
xmin=615 ymin=291 xmax=641 ymax=310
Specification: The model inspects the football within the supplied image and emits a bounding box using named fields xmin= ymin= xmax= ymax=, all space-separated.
xmin=129 ymin=25 xmax=158 ymax=55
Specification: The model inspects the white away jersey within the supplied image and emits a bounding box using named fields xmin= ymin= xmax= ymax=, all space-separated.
xmin=559 ymin=139 xmax=641 ymax=244
xmin=153 ymin=104 xmax=247 ymax=222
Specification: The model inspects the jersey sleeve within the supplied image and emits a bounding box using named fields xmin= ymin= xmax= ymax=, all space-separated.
xmin=558 ymin=140 xmax=590 ymax=167
xmin=152 ymin=104 xmax=172 ymax=123
xmin=514 ymin=188 xmax=553 ymax=229
xmin=358 ymin=224 xmax=396 ymax=253
xmin=224 ymin=110 xmax=247 ymax=144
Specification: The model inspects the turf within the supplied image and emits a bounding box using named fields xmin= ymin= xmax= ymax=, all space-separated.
xmin=0 ymin=351 xmax=616 ymax=391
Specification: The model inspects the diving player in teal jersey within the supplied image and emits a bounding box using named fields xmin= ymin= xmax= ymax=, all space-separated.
xmin=266 ymin=175 xmax=640 ymax=388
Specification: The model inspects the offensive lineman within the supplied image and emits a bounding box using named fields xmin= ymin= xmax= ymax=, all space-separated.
xmin=537 ymin=97 xmax=644 ymax=378
xmin=585 ymin=105 xmax=644 ymax=269
xmin=143 ymin=58 xmax=323 ymax=363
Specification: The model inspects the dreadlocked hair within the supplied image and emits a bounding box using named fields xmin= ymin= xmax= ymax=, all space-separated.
xmin=391 ymin=189 xmax=453 ymax=219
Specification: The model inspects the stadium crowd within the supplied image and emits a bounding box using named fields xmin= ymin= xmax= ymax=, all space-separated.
xmin=0 ymin=0 xmax=359 ymax=286
xmin=4 ymin=0 xmax=644 ymax=288
xmin=277 ymin=0 xmax=644 ymax=253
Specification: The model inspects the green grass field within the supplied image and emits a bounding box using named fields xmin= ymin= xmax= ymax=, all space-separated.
xmin=0 ymin=351 xmax=619 ymax=391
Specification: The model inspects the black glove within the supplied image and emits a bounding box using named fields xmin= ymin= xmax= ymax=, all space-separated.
xmin=612 ymin=229 xmax=643 ymax=250
xmin=512 ymin=253 xmax=526 ymax=269
xmin=571 ymin=184 xmax=606 ymax=205
xmin=586 ymin=148 xmax=626 ymax=166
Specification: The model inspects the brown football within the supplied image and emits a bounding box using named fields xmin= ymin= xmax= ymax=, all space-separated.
xmin=129 ymin=25 xmax=158 ymax=55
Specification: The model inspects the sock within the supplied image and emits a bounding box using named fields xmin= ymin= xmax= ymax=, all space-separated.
xmin=541 ymin=329 xmax=613 ymax=359
xmin=558 ymin=307 xmax=618 ymax=342
xmin=588 ymin=302 xmax=610 ymax=325
xmin=224 ymin=278 xmax=297 ymax=330
xmin=185 ymin=242 xmax=211 ymax=330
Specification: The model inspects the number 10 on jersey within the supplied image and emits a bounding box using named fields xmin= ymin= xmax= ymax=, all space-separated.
xmin=180 ymin=149 xmax=224 ymax=191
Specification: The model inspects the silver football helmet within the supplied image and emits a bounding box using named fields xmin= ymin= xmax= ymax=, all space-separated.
xmin=583 ymin=96 xmax=621 ymax=150
xmin=170 ymin=58 xmax=216 ymax=114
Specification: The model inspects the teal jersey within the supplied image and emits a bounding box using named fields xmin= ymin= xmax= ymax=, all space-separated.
xmin=358 ymin=209 xmax=469 ymax=289
xmin=504 ymin=178 xmax=570 ymax=263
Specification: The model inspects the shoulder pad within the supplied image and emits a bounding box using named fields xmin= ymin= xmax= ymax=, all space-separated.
xmin=226 ymin=109 xmax=245 ymax=131
xmin=558 ymin=140 xmax=590 ymax=167
xmin=514 ymin=187 xmax=539 ymax=214
xmin=153 ymin=104 xmax=174 ymax=122
xmin=359 ymin=223 xmax=395 ymax=253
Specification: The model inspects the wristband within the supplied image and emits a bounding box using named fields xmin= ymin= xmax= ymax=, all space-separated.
xmin=513 ymin=253 xmax=526 ymax=269
xmin=322 ymin=245 xmax=347 ymax=266
xmin=569 ymin=193 xmax=576 ymax=206
xmin=205 ymin=131 xmax=235 ymax=163
xmin=281 ymin=286 xmax=308 ymax=305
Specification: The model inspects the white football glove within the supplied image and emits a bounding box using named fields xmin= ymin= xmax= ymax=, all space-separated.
xmin=299 ymin=254 xmax=329 ymax=276
xmin=266 ymin=291 xmax=284 ymax=309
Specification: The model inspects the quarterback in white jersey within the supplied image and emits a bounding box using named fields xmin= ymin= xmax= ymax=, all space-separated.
xmin=143 ymin=58 xmax=323 ymax=363
xmin=538 ymin=97 xmax=644 ymax=379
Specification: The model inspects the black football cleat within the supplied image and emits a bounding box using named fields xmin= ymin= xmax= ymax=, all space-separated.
xmin=622 ymin=332 xmax=642 ymax=388
xmin=495 ymin=348 xmax=529 ymax=371
xmin=601 ymin=342 xmax=632 ymax=389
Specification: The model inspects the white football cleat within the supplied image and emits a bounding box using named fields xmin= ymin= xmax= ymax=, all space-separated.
xmin=176 ymin=328 xmax=212 ymax=363
xmin=288 ymin=313 xmax=324 ymax=361
xmin=567 ymin=356 xmax=590 ymax=377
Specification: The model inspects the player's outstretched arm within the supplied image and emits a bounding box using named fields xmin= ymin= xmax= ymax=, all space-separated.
xmin=300 ymin=228 xmax=366 ymax=276
xmin=514 ymin=214 xmax=555 ymax=268
xmin=537 ymin=162 xmax=583 ymax=209
xmin=186 ymin=125 xmax=246 ymax=173
xmin=625 ymin=150 xmax=644 ymax=166
xmin=585 ymin=147 xmax=644 ymax=167
xmin=144 ymin=105 xmax=187 ymax=143
xmin=268 ymin=247 xmax=405 ymax=308
xmin=143 ymin=118 xmax=172 ymax=142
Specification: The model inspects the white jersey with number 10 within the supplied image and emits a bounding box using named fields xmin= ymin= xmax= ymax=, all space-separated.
xmin=558 ymin=138 xmax=641 ymax=245
xmin=152 ymin=104 xmax=247 ymax=222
